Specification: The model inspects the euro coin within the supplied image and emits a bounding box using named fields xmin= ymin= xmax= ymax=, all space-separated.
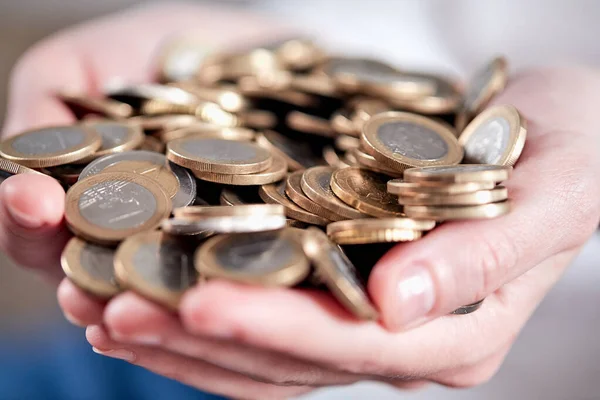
xmin=404 ymin=201 xmax=512 ymax=221
xmin=327 ymin=218 xmax=435 ymax=245
xmin=285 ymin=171 xmax=345 ymax=221
xmin=76 ymin=120 xmax=144 ymax=164
xmin=397 ymin=186 xmax=508 ymax=206
xmin=193 ymin=153 xmax=287 ymax=186
xmin=0 ymin=157 xmax=45 ymax=184
xmin=403 ymin=164 xmax=512 ymax=184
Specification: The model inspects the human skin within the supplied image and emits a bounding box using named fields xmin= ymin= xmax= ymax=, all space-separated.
xmin=1 ymin=3 xmax=599 ymax=400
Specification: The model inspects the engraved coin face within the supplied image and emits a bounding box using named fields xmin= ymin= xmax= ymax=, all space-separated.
xmin=79 ymin=242 xmax=116 ymax=284
xmin=377 ymin=121 xmax=449 ymax=161
xmin=11 ymin=126 xmax=85 ymax=155
xmin=92 ymin=122 xmax=132 ymax=150
xmin=464 ymin=62 xmax=495 ymax=111
xmin=180 ymin=138 xmax=259 ymax=163
xmin=462 ymin=116 xmax=510 ymax=164
xmin=104 ymin=161 xmax=180 ymax=199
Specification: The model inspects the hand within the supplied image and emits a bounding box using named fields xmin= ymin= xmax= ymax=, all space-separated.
xmin=5 ymin=3 xmax=600 ymax=400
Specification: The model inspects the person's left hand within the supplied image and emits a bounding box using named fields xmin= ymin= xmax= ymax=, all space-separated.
xmin=5 ymin=3 xmax=600 ymax=400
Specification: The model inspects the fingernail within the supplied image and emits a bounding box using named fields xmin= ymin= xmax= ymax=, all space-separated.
xmin=92 ymin=347 xmax=136 ymax=363
xmin=5 ymin=202 xmax=43 ymax=229
xmin=394 ymin=266 xmax=435 ymax=328
xmin=110 ymin=330 xmax=162 ymax=346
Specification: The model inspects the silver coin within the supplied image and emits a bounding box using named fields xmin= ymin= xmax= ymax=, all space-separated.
xmin=79 ymin=242 xmax=118 ymax=287
xmin=132 ymin=237 xmax=198 ymax=293
xmin=79 ymin=180 xmax=158 ymax=230
xmin=377 ymin=121 xmax=449 ymax=161
xmin=11 ymin=126 xmax=87 ymax=155
xmin=79 ymin=151 xmax=196 ymax=208
xmin=89 ymin=121 xmax=132 ymax=150
xmin=215 ymin=232 xmax=296 ymax=275
xmin=463 ymin=117 xmax=510 ymax=164
xmin=105 ymin=83 xmax=197 ymax=106
xmin=452 ymin=299 xmax=485 ymax=315
xmin=163 ymin=215 xmax=286 ymax=234
xmin=178 ymin=138 xmax=263 ymax=164
xmin=464 ymin=62 xmax=496 ymax=111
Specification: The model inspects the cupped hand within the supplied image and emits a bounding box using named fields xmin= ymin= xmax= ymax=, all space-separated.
xmin=4 ymin=3 xmax=600 ymax=400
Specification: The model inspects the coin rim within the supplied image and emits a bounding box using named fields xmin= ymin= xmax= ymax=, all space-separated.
xmin=174 ymin=204 xmax=284 ymax=219
xmin=397 ymin=186 xmax=508 ymax=206
xmin=285 ymin=171 xmax=345 ymax=222
xmin=75 ymin=120 xmax=144 ymax=164
xmin=351 ymin=148 xmax=402 ymax=177
xmin=467 ymin=56 xmax=508 ymax=115
xmin=404 ymin=200 xmax=512 ymax=220
xmin=259 ymin=181 xmax=332 ymax=226
xmin=193 ymin=153 xmax=287 ymax=185
xmin=387 ymin=179 xmax=496 ymax=195
xmin=404 ymin=164 xmax=512 ymax=183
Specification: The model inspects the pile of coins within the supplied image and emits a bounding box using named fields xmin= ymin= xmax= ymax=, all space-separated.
xmin=0 ymin=37 xmax=527 ymax=319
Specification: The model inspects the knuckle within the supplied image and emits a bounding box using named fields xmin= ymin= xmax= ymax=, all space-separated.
xmin=437 ymin=358 xmax=504 ymax=389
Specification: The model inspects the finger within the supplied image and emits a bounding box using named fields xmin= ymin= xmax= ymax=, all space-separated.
xmin=86 ymin=325 xmax=313 ymax=400
xmin=103 ymin=292 xmax=364 ymax=387
xmin=369 ymin=67 xmax=600 ymax=330
xmin=57 ymin=279 xmax=106 ymax=327
xmin=3 ymin=2 xmax=291 ymax=136
xmin=0 ymin=174 xmax=70 ymax=282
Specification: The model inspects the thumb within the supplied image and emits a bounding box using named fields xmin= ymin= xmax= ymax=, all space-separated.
xmin=0 ymin=174 xmax=71 ymax=282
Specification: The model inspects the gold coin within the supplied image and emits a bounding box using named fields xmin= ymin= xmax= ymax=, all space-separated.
xmin=397 ymin=186 xmax=508 ymax=206
xmin=300 ymin=166 xmax=369 ymax=220
xmin=193 ymin=153 xmax=287 ymax=185
xmin=362 ymin=111 xmax=463 ymax=172
xmin=103 ymin=160 xmax=180 ymax=199
xmin=404 ymin=164 xmax=512 ymax=184
xmin=463 ymin=56 xmax=508 ymax=116
xmin=327 ymin=218 xmax=433 ymax=245
xmin=42 ymin=164 xmax=86 ymax=185
xmin=174 ymin=204 xmax=284 ymax=219
xmin=285 ymin=171 xmax=345 ymax=222
xmin=159 ymin=124 xmax=255 ymax=143
xmin=114 ymin=231 xmax=199 ymax=310
xmin=167 ymin=135 xmax=273 ymax=174
xmin=330 ymin=167 xmax=404 ymax=218
xmin=139 ymin=135 xmax=165 ymax=153
xmin=65 ymin=172 xmax=172 ymax=245
xmin=76 ymin=120 xmax=144 ymax=164
xmin=302 ymin=227 xmax=379 ymax=320
xmin=351 ymin=148 xmax=402 ymax=177
xmin=0 ymin=125 xmax=102 ymax=168
xmin=286 ymin=111 xmax=336 ymax=137
xmin=0 ymin=157 xmax=45 ymax=183
xmin=57 ymin=91 xmax=133 ymax=120
xmin=259 ymin=180 xmax=331 ymax=226
xmin=331 ymin=109 xmax=359 ymax=137
xmin=404 ymin=201 xmax=512 ymax=221
xmin=196 ymin=229 xmax=310 ymax=287
xmin=459 ymin=105 xmax=527 ymax=167
xmin=318 ymin=56 xmax=400 ymax=93
xmin=387 ymin=179 xmax=496 ymax=195
xmin=61 ymin=237 xmax=121 ymax=299
xmin=385 ymin=76 xmax=462 ymax=115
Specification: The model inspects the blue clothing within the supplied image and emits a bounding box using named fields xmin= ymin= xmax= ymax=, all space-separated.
xmin=0 ymin=323 xmax=226 ymax=400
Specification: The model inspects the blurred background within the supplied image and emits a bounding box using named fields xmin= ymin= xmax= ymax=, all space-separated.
xmin=1 ymin=1 xmax=599 ymax=399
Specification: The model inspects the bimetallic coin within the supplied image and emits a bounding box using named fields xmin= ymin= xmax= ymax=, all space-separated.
xmin=327 ymin=218 xmax=435 ymax=245
xmin=463 ymin=57 xmax=508 ymax=116
xmin=362 ymin=71 xmax=438 ymax=101
xmin=259 ymin=180 xmax=331 ymax=226
xmin=302 ymin=228 xmax=378 ymax=320
xmin=330 ymin=168 xmax=404 ymax=218
xmin=387 ymin=76 xmax=462 ymax=115
xmin=160 ymin=124 xmax=255 ymax=143
xmin=404 ymin=165 xmax=512 ymax=184
xmin=160 ymin=218 xmax=215 ymax=237
xmin=167 ymin=136 xmax=272 ymax=174
xmin=387 ymin=179 xmax=496 ymax=196
xmin=57 ymin=91 xmax=133 ymax=119
xmin=193 ymin=153 xmax=287 ymax=186
xmin=459 ymin=105 xmax=527 ymax=167
xmin=300 ymin=166 xmax=369 ymax=220
xmin=174 ymin=204 xmax=284 ymax=219
xmin=362 ymin=112 xmax=463 ymax=172
xmin=196 ymin=229 xmax=310 ymax=286
xmin=163 ymin=212 xmax=285 ymax=234
xmin=452 ymin=299 xmax=485 ymax=315
xmin=320 ymin=57 xmax=400 ymax=93
xmin=0 ymin=125 xmax=102 ymax=168
xmin=103 ymin=161 xmax=180 ymax=199
xmin=128 ymin=115 xmax=202 ymax=131
xmin=115 ymin=231 xmax=199 ymax=310
xmin=351 ymin=148 xmax=402 ymax=177
xmin=286 ymin=111 xmax=336 ymax=137
xmin=76 ymin=120 xmax=144 ymax=163
xmin=61 ymin=237 xmax=121 ymax=299
xmin=65 ymin=172 xmax=172 ymax=245
xmin=397 ymin=186 xmax=508 ymax=206
xmin=0 ymin=158 xmax=45 ymax=184
xmin=220 ymin=187 xmax=264 ymax=206
xmin=404 ymin=201 xmax=512 ymax=221
xmin=169 ymin=83 xmax=249 ymax=113
xmin=286 ymin=171 xmax=345 ymax=222
xmin=255 ymin=131 xmax=322 ymax=171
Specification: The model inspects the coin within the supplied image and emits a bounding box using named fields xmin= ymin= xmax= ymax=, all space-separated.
xmin=65 ymin=172 xmax=172 ymax=245
xmin=106 ymin=83 xmax=198 ymax=108
xmin=57 ymin=91 xmax=133 ymax=119
xmin=193 ymin=153 xmax=287 ymax=186
xmin=76 ymin=120 xmax=144 ymax=164
xmin=237 ymin=109 xmax=278 ymax=130
xmin=42 ymin=164 xmax=86 ymax=185
xmin=128 ymin=115 xmax=202 ymax=131
xmin=286 ymin=111 xmax=336 ymax=137
xmin=397 ymin=186 xmax=508 ymax=206
xmin=0 ymin=157 xmax=45 ymax=184
xmin=103 ymin=161 xmax=180 ymax=199
xmin=167 ymin=136 xmax=272 ymax=174
xmin=331 ymin=109 xmax=358 ymax=136
xmin=139 ymin=135 xmax=165 ymax=153
xmin=335 ymin=135 xmax=361 ymax=151
xmin=362 ymin=71 xmax=437 ymax=100
xmin=387 ymin=76 xmax=462 ymax=115
xmin=404 ymin=201 xmax=512 ymax=221
xmin=174 ymin=204 xmax=283 ymax=219
xmin=290 ymin=74 xmax=343 ymax=98
xmin=459 ymin=105 xmax=527 ymax=166
xmin=451 ymin=299 xmax=485 ymax=315
xmin=79 ymin=151 xmax=196 ymax=208
xmin=320 ymin=57 xmax=400 ymax=93
xmin=259 ymin=180 xmax=332 ymax=226
xmin=327 ymin=218 xmax=435 ymax=245
xmin=403 ymin=165 xmax=512 ymax=184
xmin=300 ymin=166 xmax=369 ymax=220
xmin=0 ymin=125 xmax=102 ymax=168
xmin=387 ymin=179 xmax=496 ymax=195
xmin=196 ymin=229 xmax=310 ymax=286
xmin=61 ymin=237 xmax=121 ymax=299
xmin=114 ymin=231 xmax=199 ymax=310
xmin=273 ymin=38 xmax=326 ymax=71
xmin=330 ymin=167 xmax=404 ymax=218
xmin=302 ymin=227 xmax=378 ymax=320
xmin=463 ymin=57 xmax=508 ymax=116
xmin=351 ymin=148 xmax=402 ymax=177
xmin=361 ymin=111 xmax=463 ymax=172
xmin=169 ymin=82 xmax=249 ymax=112
xmin=285 ymin=171 xmax=345 ymax=221
xmin=219 ymin=186 xmax=264 ymax=206
xmin=255 ymin=131 xmax=322 ymax=171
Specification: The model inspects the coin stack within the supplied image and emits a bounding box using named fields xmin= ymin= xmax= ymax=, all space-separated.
xmin=0 ymin=37 xmax=528 ymax=318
